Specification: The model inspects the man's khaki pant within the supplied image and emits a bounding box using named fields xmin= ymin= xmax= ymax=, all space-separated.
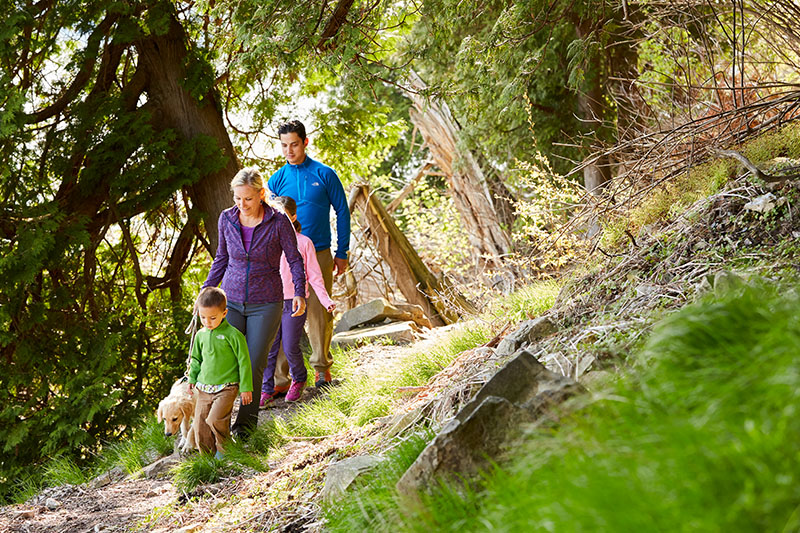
xmin=193 ymin=385 xmax=238 ymax=454
xmin=274 ymin=248 xmax=334 ymax=388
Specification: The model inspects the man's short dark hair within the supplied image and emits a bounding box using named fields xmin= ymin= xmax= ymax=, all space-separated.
xmin=277 ymin=120 xmax=306 ymax=140
xmin=197 ymin=287 xmax=227 ymax=310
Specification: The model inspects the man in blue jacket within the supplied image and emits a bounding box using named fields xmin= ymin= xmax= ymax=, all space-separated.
xmin=268 ymin=120 xmax=350 ymax=390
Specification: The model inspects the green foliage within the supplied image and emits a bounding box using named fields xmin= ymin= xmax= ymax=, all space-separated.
xmin=332 ymin=281 xmax=800 ymax=532
xmin=44 ymin=455 xmax=88 ymax=487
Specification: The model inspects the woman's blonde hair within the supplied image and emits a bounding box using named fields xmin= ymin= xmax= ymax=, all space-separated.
xmin=230 ymin=166 xmax=264 ymax=191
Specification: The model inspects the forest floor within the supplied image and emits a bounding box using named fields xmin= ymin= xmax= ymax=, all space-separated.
xmin=0 ymin=326 xmax=471 ymax=533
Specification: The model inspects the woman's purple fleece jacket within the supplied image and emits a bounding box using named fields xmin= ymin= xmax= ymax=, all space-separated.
xmin=203 ymin=204 xmax=306 ymax=304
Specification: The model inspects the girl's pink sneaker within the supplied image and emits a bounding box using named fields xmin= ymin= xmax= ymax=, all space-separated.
xmin=285 ymin=381 xmax=306 ymax=403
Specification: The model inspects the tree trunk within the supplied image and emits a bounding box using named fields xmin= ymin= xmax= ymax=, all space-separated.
xmin=135 ymin=10 xmax=239 ymax=253
xmin=349 ymin=184 xmax=477 ymax=326
xmin=575 ymin=21 xmax=612 ymax=194
xmin=405 ymin=71 xmax=512 ymax=264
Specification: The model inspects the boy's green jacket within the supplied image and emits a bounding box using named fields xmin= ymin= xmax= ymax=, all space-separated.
xmin=189 ymin=319 xmax=253 ymax=392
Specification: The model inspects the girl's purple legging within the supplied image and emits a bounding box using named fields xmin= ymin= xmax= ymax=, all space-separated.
xmin=262 ymin=299 xmax=308 ymax=394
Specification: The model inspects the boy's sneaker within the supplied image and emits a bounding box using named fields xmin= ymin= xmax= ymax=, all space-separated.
xmin=315 ymin=370 xmax=332 ymax=390
xmin=285 ymin=381 xmax=306 ymax=402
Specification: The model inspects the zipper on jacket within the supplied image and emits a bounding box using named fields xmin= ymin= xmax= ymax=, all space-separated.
xmin=230 ymin=211 xmax=252 ymax=304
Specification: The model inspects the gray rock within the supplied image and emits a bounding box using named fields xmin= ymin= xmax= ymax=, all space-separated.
xmin=331 ymin=321 xmax=417 ymax=347
xmin=495 ymin=316 xmax=558 ymax=356
xmin=580 ymin=370 xmax=615 ymax=391
xmin=142 ymin=454 xmax=180 ymax=479
xmin=713 ymin=270 xmax=745 ymax=296
xmin=45 ymin=497 xmax=60 ymax=510
xmin=396 ymin=349 xmax=582 ymax=498
xmin=87 ymin=466 xmax=125 ymax=489
xmin=321 ymin=455 xmax=383 ymax=502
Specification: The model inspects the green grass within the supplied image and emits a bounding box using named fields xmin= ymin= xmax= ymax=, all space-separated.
xmin=283 ymin=324 xmax=491 ymax=439
xmin=97 ymin=416 xmax=174 ymax=475
xmin=323 ymin=281 xmax=800 ymax=532
xmin=486 ymin=280 xmax=561 ymax=323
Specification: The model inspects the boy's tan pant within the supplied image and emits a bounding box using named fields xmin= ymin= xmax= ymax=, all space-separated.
xmin=274 ymin=249 xmax=334 ymax=388
xmin=193 ymin=385 xmax=238 ymax=454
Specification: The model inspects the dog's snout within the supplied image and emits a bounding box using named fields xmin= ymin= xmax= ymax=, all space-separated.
xmin=165 ymin=431 xmax=172 ymax=437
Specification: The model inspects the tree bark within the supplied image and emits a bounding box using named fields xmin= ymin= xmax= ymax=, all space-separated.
xmin=405 ymin=71 xmax=512 ymax=264
xmin=349 ymin=184 xmax=477 ymax=326
xmin=575 ymin=21 xmax=612 ymax=194
xmin=135 ymin=10 xmax=239 ymax=252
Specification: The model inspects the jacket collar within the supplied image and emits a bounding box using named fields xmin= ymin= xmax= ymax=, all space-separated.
xmin=289 ymin=155 xmax=314 ymax=169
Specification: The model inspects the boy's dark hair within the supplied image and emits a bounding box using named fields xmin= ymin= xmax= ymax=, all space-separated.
xmin=277 ymin=120 xmax=306 ymax=140
xmin=273 ymin=195 xmax=302 ymax=232
xmin=197 ymin=287 xmax=227 ymax=310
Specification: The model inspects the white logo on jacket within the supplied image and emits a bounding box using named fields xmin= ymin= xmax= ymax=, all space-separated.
xmin=216 ymin=334 xmax=225 ymax=340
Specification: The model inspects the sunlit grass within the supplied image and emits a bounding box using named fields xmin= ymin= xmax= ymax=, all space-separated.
xmin=98 ymin=416 xmax=174 ymax=475
xmin=280 ymin=324 xmax=491 ymax=440
xmin=486 ymin=280 xmax=560 ymax=323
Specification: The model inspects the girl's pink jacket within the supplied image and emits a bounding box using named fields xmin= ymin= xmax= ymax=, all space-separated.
xmin=279 ymin=231 xmax=334 ymax=309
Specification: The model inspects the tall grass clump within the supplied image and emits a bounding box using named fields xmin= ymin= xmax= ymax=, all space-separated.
xmin=340 ymin=282 xmax=800 ymax=532
xmin=487 ymin=280 xmax=560 ymax=323
xmin=98 ymin=416 xmax=174 ymax=475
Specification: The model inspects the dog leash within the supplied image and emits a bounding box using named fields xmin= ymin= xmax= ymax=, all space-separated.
xmin=183 ymin=309 xmax=199 ymax=377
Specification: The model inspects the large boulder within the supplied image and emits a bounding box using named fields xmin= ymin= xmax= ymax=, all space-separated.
xmin=396 ymin=349 xmax=582 ymax=498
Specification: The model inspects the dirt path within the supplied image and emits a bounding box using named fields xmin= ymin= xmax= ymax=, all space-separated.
xmin=0 ymin=325 xmax=460 ymax=533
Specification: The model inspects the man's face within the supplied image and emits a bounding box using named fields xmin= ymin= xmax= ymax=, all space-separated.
xmin=280 ymin=132 xmax=308 ymax=165
xmin=199 ymin=305 xmax=227 ymax=330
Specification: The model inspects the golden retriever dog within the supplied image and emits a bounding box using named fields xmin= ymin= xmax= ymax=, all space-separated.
xmin=156 ymin=377 xmax=197 ymax=452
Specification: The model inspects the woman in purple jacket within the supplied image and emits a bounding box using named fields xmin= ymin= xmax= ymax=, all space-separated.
xmin=203 ymin=167 xmax=307 ymax=436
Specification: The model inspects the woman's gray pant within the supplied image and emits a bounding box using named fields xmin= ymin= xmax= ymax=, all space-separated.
xmin=226 ymin=300 xmax=282 ymax=434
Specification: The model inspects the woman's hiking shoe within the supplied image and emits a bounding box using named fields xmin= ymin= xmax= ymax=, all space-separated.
xmin=315 ymin=370 xmax=332 ymax=390
xmin=260 ymin=385 xmax=290 ymax=407
xmin=285 ymin=381 xmax=306 ymax=402
xmin=259 ymin=392 xmax=271 ymax=408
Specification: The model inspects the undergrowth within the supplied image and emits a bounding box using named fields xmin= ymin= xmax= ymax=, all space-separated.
xmin=603 ymin=122 xmax=800 ymax=249
xmin=324 ymin=281 xmax=800 ymax=532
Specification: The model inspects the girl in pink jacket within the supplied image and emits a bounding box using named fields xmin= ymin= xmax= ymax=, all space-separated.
xmin=261 ymin=196 xmax=335 ymax=404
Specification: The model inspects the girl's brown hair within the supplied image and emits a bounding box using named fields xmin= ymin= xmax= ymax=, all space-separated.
xmin=272 ymin=195 xmax=301 ymax=232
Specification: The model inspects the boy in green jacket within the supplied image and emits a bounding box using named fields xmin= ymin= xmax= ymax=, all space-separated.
xmin=189 ymin=287 xmax=253 ymax=457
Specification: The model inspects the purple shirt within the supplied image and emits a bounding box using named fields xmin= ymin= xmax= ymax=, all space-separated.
xmin=203 ymin=204 xmax=306 ymax=304
xmin=241 ymin=225 xmax=254 ymax=253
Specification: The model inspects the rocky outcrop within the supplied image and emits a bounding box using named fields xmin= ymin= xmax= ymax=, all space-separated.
xmin=396 ymin=349 xmax=583 ymax=498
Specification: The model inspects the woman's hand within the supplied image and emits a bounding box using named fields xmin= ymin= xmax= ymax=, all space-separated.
xmin=291 ymin=296 xmax=306 ymax=317
xmin=240 ymin=391 xmax=252 ymax=406
xmin=326 ymin=303 xmax=336 ymax=313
